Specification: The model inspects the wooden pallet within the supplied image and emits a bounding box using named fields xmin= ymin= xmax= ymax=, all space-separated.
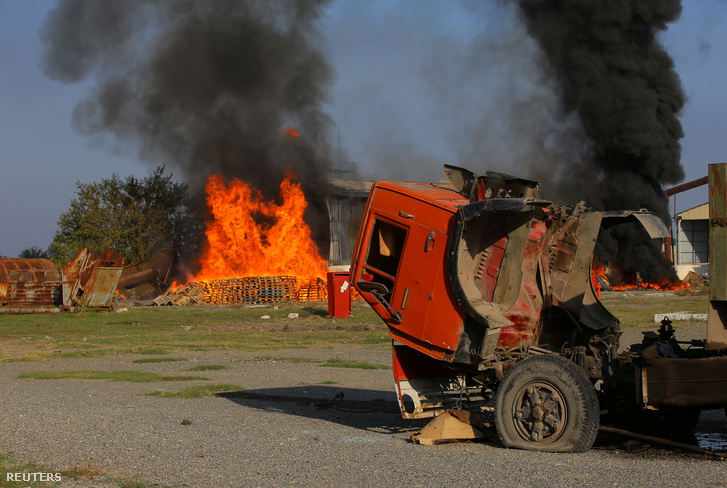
xmin=203 ymin=276 xmax=298 ymax=305
xmin=153 ymin=282 xmax=208 ymax=306
xmin=296 ymin=278 xmax=328 ymax=302
xmin=157 ymin=275 xmax=350 ymax=306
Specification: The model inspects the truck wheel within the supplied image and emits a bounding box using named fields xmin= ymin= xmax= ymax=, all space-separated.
xmin=495 ymin=355 xmax=599 ymax=453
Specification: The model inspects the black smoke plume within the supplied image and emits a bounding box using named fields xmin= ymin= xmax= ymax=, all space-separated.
xmin=516 ymin=0 xmax=686 ymax=282
xmin=40 ymin=0 xmax=335 ymax=198
xmin=40 ymin=0 xmax=335 ymax=268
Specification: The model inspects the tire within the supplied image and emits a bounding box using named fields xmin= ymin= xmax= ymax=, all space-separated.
xmin=495 ymin=355 xmax=599 ymax=453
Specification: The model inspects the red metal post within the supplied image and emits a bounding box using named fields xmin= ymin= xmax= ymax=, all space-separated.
xmin=327 ymin=272 xmax=352 ymax=318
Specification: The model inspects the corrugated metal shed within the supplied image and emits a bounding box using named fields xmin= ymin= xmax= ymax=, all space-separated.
xmin=0 ymin=258 xmax=63 ymax=313
xmin=323 ymin=178 xmax=375 ymax=267
xmin=675 ymin=202 xmax=709 ymax=279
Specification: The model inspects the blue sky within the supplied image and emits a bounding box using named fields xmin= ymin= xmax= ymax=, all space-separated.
xmin=1 ymin=0 xmax=725 ymax=258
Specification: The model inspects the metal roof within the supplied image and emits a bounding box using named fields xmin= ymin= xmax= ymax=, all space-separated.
xmin=323 ymin=178 xmax=375 ymax=198
xmin=677 ymin=202 xmax=709 ymax=220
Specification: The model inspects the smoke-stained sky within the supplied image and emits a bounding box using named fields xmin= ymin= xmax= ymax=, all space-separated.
xmin=1 ymin=0 xmax=726 ymax=257
xmin=39 ymin=0 xmax=336 ymax=199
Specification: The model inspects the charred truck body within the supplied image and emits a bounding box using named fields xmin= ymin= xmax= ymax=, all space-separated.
xmin=351 ymin=165 xmax=727 ymax=452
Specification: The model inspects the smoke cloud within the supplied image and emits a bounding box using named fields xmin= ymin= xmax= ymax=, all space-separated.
xmin=39 ymin=0 xmax=687 ymax=282
xmin=420 ymin=1 xmax=686 ymax=281
xmin=39 ymin=0 xmax=335 ymax=198
xmin=417 ymin=2 xmax=595 ymax=201
xmin=515 ymin=0 xmax=685 ymax=219
xmin=512 ymin=0 xmax=686 ymax=281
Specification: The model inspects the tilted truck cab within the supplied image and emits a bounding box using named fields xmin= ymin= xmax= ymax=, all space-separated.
xmin=351 ymin=165 xmax=727 ymax=452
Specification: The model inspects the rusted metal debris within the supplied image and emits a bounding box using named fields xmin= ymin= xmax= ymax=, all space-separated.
xmin=664 ymin=175 xmax=709 ymax=197
xmin=683 ymin=271 xmax=707 ymax=289
xmin=0 ymin=258 xmax=63 ymax=313
xmin=0 ymin=248 xmax=124 ymax=314
xmin=118 ymin=251 xmax=174 ymax=295
xmin=63 ymin=248 xmax=124 ymax=311
xmin=639 ymin=355 xmax=727 ymax=407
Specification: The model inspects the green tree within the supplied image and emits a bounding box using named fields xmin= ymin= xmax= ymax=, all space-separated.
xmin=49 ymin=167 xmax=196 ymax=266
xmin=18 ymin=246 xmax=52 ymax=259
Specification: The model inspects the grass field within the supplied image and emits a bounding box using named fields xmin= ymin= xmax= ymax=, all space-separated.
xmin=0 ymin=290 xmax=714 ymax=487
xmin=0 ymin=290 xmax=710 ymax=362
xmin=0 ymin=301 xmax=389 ymax=362
xmin=599 ymin=289 xmax=709 ymax=328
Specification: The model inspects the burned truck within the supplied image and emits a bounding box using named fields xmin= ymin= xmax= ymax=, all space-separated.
xmin=350 ymin=165 xmax=727 ymax=453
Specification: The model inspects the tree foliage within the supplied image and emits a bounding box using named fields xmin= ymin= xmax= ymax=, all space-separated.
xmin=49 ymin=167 xmax=199 ymax=266
xmin=18 ymin=246 xmax=52 ymax=259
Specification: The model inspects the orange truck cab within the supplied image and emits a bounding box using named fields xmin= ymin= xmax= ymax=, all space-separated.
xmin=351 ymin=165 xmax=727 ymax=452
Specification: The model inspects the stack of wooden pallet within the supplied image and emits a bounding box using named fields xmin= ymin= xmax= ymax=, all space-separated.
xmin=153 ymin=282 xmax=208 ymax=306
xmin=296 ymin=278 xmax=328 ymax=302
xmin=255 ymin=276 xmax=297 ymax=304
xmin=203 ymin=278 xmax=248 ymax=304
xmin=154 ymin=275 xmax=342 ymax=306
xmin=203 ymin=276 xmax=298 ymax=305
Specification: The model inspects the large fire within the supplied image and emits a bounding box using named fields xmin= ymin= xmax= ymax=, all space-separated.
xmin=591 ymin=259 xmax=689 ymax=292
xmin=191 ymin=172 xmax=328 ymax=284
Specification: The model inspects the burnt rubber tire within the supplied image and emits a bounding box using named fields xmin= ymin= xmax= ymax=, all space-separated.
xmin=495 ymin=355 xmax=599 ymax=453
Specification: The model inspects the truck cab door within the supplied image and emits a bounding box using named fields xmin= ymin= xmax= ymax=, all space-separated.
xmin=354 ymin=214 xmax=446 ymax=347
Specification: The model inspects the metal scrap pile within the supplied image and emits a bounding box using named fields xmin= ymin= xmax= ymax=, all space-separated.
xmin=0 ymin=248 xmax=124 ymax=314
xmin=153 ymin=276 xmax=328 ymax=306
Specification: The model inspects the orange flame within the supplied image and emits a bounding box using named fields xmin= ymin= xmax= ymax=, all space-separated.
xmin=191 ymin=172 xmax=327 ymax=284
xmin=283 ymin=127 xmax=301 ymax=141
xmin=591 ymin=259 xmax=689 ymax=292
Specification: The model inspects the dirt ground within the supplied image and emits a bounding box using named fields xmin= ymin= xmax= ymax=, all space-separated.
xmin=0 ymin=294 xmax=723 ymax=487
xmin=1 ymin=326 xmax=727 ymax=487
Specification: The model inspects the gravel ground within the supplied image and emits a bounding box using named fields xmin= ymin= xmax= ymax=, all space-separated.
xmin=1 ymin=324 xmax=727 ymax=488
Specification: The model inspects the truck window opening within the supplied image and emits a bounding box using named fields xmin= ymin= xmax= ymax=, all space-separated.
xmin=365 ymin=219 xmax=406 ymax=277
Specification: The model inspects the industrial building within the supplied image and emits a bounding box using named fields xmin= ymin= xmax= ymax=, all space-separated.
xmin=674 ymin=202 xmax=709 ymax=280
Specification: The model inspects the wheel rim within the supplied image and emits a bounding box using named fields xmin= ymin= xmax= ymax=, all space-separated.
xmin=511 ymin=381 xmax=567 ymax=444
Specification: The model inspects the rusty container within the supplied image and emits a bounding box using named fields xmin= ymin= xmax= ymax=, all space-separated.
xmin=62 ymin=248 xmax=124 ymax=311
xmin=0 ymin=258 xmax=63 ymax=313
